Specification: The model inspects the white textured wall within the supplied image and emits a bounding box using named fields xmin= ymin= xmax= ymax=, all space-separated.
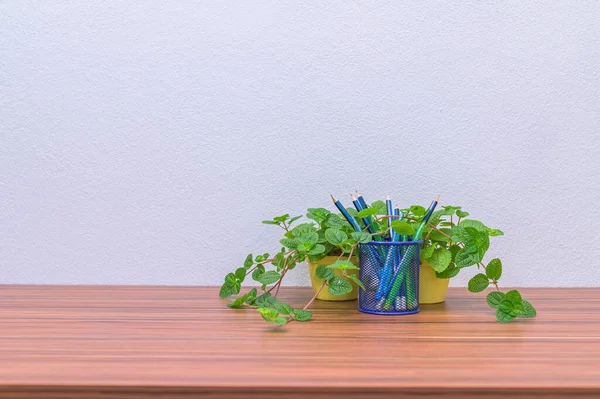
xmin=1 ymin=1 xmax=599 ymax=286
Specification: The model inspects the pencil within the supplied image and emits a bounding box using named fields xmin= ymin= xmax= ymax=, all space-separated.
xmin=331 ymin=195 xmax=362 ymax=232
xmin=383 ymin=195 xmax=440 ymax=310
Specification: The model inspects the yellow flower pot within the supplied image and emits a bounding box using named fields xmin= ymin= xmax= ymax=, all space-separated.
xmin=307 ymin=256 xmax=359 ymax=301
xmin=419 ymin=261 xmax=450 ymax=304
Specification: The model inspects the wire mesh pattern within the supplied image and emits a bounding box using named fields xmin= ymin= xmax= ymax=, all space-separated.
xmin=358 ymin=241 xmax=422 ymax=315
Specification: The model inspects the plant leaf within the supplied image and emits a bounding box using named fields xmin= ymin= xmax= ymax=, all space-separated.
xmin=518 ymin=300 xmax=537 ymax=318
xmin=274 ymin=301 xmax=293 ymax=315
xmin=391 ymin=220 xmax=416 ymax=236
xmin=227 ymin=288 xmax=258 ymax=308
xmin=327 ymin=260 xmax=359 ymax=270
xmin=254 ymin=292 xmax=276 ymax=308
xmin=427 ymin=248 xmax=452 ymax=272
xmin=324 ymin=228 xmax=348 ymax=246
xmin=505 ymin=289 xmax=522 ymax=303
xmin=410 ymin=205 xmax=426 ymax=216
xmin=496 ymin=308 xmax=516 ymax=323
xmin=279 ymin=238 xmax=297 ymax=249
xmin=256 ymin=270 xmax=281 ymax=285
xmin=357 ymin=208 xmax=378 ymax=218
xmin=421 ymin=244 xmax=435 ymax=259
xmin=243 ymin=254 xmax=254 ymax=269
xmin=435 ymin=265 xmax=460 ymax=279
xmin=327 ymin=276 xmax=353 ymax=296
xmin=459 ymin=219 xmax=488 ymax=232
xmin=371 ymin=200 xmax=387 ymax=214
xmin=468 ymin=273 xmax=489 ymax=293
xmin=351 ymin=231 xmax=372 ymax=244
xmin=307 ymin=244 xmax=326 ymax=255
xmin=456 ymin=210 xmax=469 ymax=218
xmin=347 ymin=274 xmax=366 ymax=290
xmin=251 ymin=264 xmax=265 ymax=281
xmin=486 ymin=291 xmax=505 ymax=309
xmin=486 ymin=258 xmax=502 ymax=281
xmin=293 ymin=309 xmax=313 ymax=321
xmin=315 ymin=264 xmax=334 ymax=281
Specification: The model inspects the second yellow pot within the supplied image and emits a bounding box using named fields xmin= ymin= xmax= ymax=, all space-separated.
xmin=307 ymin=256 xmax=359 ymax=301
xmin=419 ymin=260 xmax=450 ymax=304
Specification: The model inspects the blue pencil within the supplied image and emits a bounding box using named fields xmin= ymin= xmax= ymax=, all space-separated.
xmin=330 ymin=195 xmax=362 ymax=232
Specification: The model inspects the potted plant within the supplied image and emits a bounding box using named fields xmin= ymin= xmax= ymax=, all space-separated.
xmin=219 ymin=199 xmax=536 ymax=325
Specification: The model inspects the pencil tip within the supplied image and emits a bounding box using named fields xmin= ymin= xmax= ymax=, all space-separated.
xmin=386 ymin=195 xmax=390 ymax=200
xmin=330 ymin=194 xmax=337 ymax=202
xmin=356 ymin=190 xmax=362 ymax=196
xmin=435 ymin=194 xmax=440 ymax=201
xmin=351 ymin=195 xmax=356 ymax=200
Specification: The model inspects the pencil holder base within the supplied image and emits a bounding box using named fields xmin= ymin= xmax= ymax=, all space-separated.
xmin=358 ymin=241 xmax=422 ymax=315
xmin=358 ymin=307 xmax=420 ymax=316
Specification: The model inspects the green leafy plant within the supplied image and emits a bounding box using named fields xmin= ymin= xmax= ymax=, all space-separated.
xmin=220 ymin=202 xmax=536 ymax=325
xmin=404 ymin=205 xmax=536 ymax=322
xmin=219 ymin=208 xmax=376 ymax=326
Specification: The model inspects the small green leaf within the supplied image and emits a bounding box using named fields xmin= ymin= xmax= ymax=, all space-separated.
xmin=234 ymin=267 xmax=246 ymax=281
xmin=251 ymin=264 xmax=265 ymax=281
xmin=315 ymin=264 xmax=334 ymax=281
xmin=486 ymin=291 xmax=505 ymax=309
xmin=488 ymin=228 xmax=504 ymax=236
xmin=256 ymin=271 xmax=281 ymax=285
xmin=293 ymin=309 xmax=313 ymax=321
xmin=261 ymin=220 xmax=279 ymax=225
xmin=324 ymin=228 xmax=347 ymax=246
xmin=243 ymin=254 xmax=254 ymax=269
xmin=496 ymin=308 xmax=516 ymax=323
xmin=274 ymin=301 xmax=293 ymax=315
xmin=219 ymin=272 xmax=241 ymax=298
xmin=325 ymin=214 xmax=344 ymax=227
xmin=505 ymin=290 xmax=522 ymax=303
xmin=427 ymin=248 xmax=452 ymax=272
xmin=254 ymin=292 xmax=276 ymax=308
xmin=435 ymin=265 xmax=460 ymax=279
xmin=296 ymin=232 xmax=319 ymax=246
xmin=347 ymin=274 xmax=365 ymax=290
xmin=257 ymin=307 xmax=287 ymax=325
xmin=370 ymin=200 xmax=387 ymax=214
xmin=288 ymin=215 xmax=302 ymax=224
xmin=291 ymin=223 xmax=318 ymax=238
xmin=306 ymin=208 xmax=331 ymax=222
xmin=429 ymin=229 xmax=453 ymax=242
xmin=273 ymin=214 xmax=290 ymax=223
xmin=307 ymin=244 xmax=326 ymax=255
xmin=410 ymin=205 xmax=426 ymax=216
xmin=456 ymin=210 xmax=469 ymax=218
xmin=327 ymin=260 xmax=359 ymax=270
xmin=468 ymin=273 xmax=490 ymax=293
xmin=421 ymin=244 xmax=435 ymax=259
xmin=459 ymin=219 xmax=488 ymax=232
xmin=227 ymin=288 xmax=258 ymax=308
xmin=351 ymin=231 xmax=372 ymax=244
xmin=257 ymin=307 xmax=278 ymax=321
xmin=518 ymin=300 xmax=537 ymax=318
xmin=486 ymin=258 xmax=502 ymax=281
xmin=391 ymin=220 xmax=416 ymax=236
xmin=327 ymin=276 xmax=353 ymax=296
xmin=279 ymin=238 xmax=297 ymax=249
xmin=357 ymin=208 xmax=378 ymax=218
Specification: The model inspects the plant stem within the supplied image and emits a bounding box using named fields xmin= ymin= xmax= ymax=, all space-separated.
xmin=303 ymin=280 xmax=327 ymax=311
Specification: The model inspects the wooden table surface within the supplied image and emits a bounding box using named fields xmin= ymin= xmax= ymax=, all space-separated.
xmin=0 ymin=286 xmax=598 ymax=398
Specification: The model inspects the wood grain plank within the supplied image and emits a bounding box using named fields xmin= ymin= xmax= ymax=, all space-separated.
xmin=0 ymin=286 xmax=599 ymax=398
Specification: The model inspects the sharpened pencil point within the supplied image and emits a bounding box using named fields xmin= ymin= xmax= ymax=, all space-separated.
xmin=351 ymin=195 xmax=356 ymax=200
xmin=386 ymin=195 xmax=390 ymax=200
xmin=356 ymin=191 xmax=362 ymax=197
xmin=330 ymin=194 xmax=338 ymax=202
xmin=435 ymin=195 xmax=440 ymax=201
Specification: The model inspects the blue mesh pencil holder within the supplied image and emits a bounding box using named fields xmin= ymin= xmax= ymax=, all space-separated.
xmin=358 ymin=240 xmax=422 ymax=315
